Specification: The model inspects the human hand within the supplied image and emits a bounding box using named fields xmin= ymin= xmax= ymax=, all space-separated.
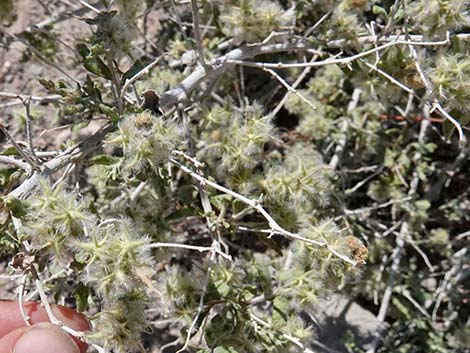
xmin=0 ymin=300 xmax=89 ymax=353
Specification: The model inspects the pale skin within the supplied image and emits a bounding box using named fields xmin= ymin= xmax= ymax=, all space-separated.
xmin=0 ymin=301 xmax=89 ymax=353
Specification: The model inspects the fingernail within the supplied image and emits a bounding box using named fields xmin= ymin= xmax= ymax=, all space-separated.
xmin=13 ymin=323 xmax=80 ymax=353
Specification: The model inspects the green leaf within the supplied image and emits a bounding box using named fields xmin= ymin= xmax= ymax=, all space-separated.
xmin=214 ymin=347 xmax=239 ymax=353
xmin=0 ymin=169 xmax=21 ymax=190
xmin=210 ymin=194 xmax=233 ymax=210
xmin=73 ymin=282 xmax=90 ymax=312
xmin=94 ymin=56 xmax=114 ymax=80
xmin=423 ymin=143 xmax=437 ymax=153
xmin=415 ymin=199 xmax=431 ymax=212
xmin=38 ymin=77 xmax=57 ymax=93
xmin=165 ymin=207 xmax=198 ymax=223
xmin=3 ymin=196 xmax=27 ymax=218
xmin=83 ymin=75 xmax=102 ymax=102
xmin=71 ymin=121 xmax=90 ymax=132
xmin=272 ymin=296 xmax=289 ymax=329
xmin=83 ymin=60 xmax=101 ymax=77
xmin=215 ymin=281 xmax=231 ymax=297
xmin=372 ymin=5 xmax=388 ymax=18
xmin=84 ymin=57 xmax=113 ymax=80
xmin=99 ymin=104 xmax=119 ymax=123
xmin=198 ymin=348 xmax=239 ymax=353
xmin=0 ymin=146 xmax=19 ymax=156
xmin=76 ymin=43 xmax=90 ymax=58
xmin=392 ymin=297 xmax=411 ymax=320
xmin=89 ymin=154 xmax=118 ymax=165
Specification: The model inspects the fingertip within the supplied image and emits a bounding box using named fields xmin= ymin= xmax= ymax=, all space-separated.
xmin=13 ymin=323 xmax=80 ymax=353
xmin=0 ymin=327 xmax=26 ymax=353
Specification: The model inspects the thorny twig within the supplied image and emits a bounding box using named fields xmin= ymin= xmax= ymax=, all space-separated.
xmin=170 ymin=155 xmax=358 ymax=266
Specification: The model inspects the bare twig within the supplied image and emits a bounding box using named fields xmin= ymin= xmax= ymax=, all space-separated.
xmin=21 ymin=98 xmax=39 ymax=163
xmin=367 ymin=106 xmax=431 ymax=353
xmin=432 ymin=248 xmax=468 ymax=321
xmin=366 ymin=222 xmax=407 ymax=353
xmin=329 ymin=88 xmax=362 ymax=170
xmin=176 ymin=251 xmax=215 ymax=353
xmin=159 ymin=41 xmax=318 ymax=109
xmin=401 ymin=290 xmax=431 ymax=319
xmin=0 ymin=155 xmax=31 ymax=171
xmin=343 ymin=197 xmax=412 ymax=217
xmin=432 ymin=103 xmax=466 ymax=146
xmin=0 ymin=91 xmax=62 ymax=103
xmin=77 ymin=0 xmax=101 ymax=13
xmin=325 ymin=32 xmax=464 ymax=48
xmin=361 ymin=60 xmax=415 ymax=95
xmin=227 ymin=36 xmax=451 ymax=70
xmin=269 ymin=56 xmax=316 ymax=118
xmin=304 ymin=12 xmax=331 ymax=38
xmin=148 ymin=242 xmax=231 ymax=260
xmin=190 ymin=0 xmax=207 ymax=68
xmin=263 ymin=67 xmax=316 ymax=110
xmin=0 ymin=124 xmax=41 ymax=171
xmin=8 ymin=124 xmax=113 ymax=200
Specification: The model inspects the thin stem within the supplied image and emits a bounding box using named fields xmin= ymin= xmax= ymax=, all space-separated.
xmin=190 ymin=0 xmax=207 ymax=68
xmin=263 ymin=67 xmax=316 ymax=110
xmin=362 ymin=60 xmax=415 ymax=94
xmin=18 ymin=274 xmax=31 ymax=326
xmin=0 ymin=91 xmax=62 ymax=102
xmin=432 ymin=103 xmax=466 ymax=146
xmin=0 ymin=124 xmax=41 ymax=171
xmin=77 ymin=0 xmax=101 ymax=13
xmin=269 ymin=56 xmax=316 ymax=118
xmin=148 ymin=242 xmax=231 ymax=260
xmin=120 ymin=53 xmax=167 ymax=108
xmin=22 ymin=98 xmax=39 ymax=162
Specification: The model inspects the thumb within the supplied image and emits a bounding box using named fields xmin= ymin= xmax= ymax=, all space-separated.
xmin=13 ymin=323 xmax=80 ymax=353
